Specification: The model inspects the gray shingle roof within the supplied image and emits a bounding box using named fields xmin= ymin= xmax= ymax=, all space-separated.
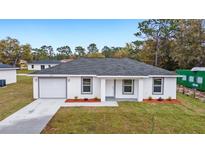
xmin=28 ymin=60 xmax=61 ymax=64
xmin=0 ymin=64 xmax=15 ymax=69
xmin=31 ymin=58 xmax=175 ymax=76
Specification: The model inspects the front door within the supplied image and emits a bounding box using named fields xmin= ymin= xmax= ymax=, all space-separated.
xmin=106 ymin=79 xmax=115 ymax=97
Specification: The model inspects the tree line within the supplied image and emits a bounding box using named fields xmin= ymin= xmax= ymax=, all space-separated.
xmin=0 ymin=19 xmax=204 ymax=70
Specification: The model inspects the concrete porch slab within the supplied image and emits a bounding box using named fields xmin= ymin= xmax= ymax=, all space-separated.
xmin=61 ymin=101 xmax=118 ymax=107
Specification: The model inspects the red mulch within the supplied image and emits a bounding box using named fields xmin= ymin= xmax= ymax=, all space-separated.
xmin=65 ymin=98 xmax=101 ymax=103
xmin=143 ymin=99 xmax=181 ymax=104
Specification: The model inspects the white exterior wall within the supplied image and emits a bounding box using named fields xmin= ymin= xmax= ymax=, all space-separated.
xmin=28 ymin=64 xmax=58 ymax=70
xmin=0 ymin=69 xmax=16 ymax=84
xmin=115 ymin=79 xmax=138 ymax=99
xmin=33 ymin=77 xmax=39 ymax=99
xmin=32 ymin=76 xmax=177 ymax=100
xmin=67 ymin=76 xmax=101 ymax=99
xmin=143 ymin=77 xmax=176 ymax=99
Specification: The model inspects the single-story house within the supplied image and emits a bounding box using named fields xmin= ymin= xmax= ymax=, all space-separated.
xmin=30 ymin=58 xmax=177 ymax=102
xmin=0 ymin=64 xmax=18 ymax=85
xmin=28 ymin=60 xmax=61 ymax=70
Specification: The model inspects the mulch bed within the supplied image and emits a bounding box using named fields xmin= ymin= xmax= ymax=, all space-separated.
xmin=143 ymin=99 xmax=181 ymax=104
xmin=65 ymin=98 xmax=101 ymax=103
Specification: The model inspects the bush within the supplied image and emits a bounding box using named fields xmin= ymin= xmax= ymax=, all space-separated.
xmin=157 ymin=97 xmax=163 ymax=101
xmin=167 ymin=97 xmax=172 ymax=101
xmin=148 ymin=96 xmax=152 ymax=100
xmin=84 ymin=98 xmax=88 ymax=101
xmin=94 ymin=97 xmax=99 ymax=100
xmin=74 ymin=96 xmax=78 ymax=100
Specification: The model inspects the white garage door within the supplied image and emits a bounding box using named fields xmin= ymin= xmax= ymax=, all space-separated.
xmin=39 ymin=78 xmax=67 ymax=98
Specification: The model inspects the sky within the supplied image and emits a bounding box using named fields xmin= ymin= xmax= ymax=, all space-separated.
xmin=0 ymin=19 xmax=142 ymax=52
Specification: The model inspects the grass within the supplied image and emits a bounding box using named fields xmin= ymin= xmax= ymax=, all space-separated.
xmin=17 ymin=70 xmax=34 ymax=74
xmin=0 ymin=76 xmax=33 ymax=121
xmin=42 ymin=93 xmax=205 ymax=134
xmin=1 ymin=76 xmax=205 ymax=133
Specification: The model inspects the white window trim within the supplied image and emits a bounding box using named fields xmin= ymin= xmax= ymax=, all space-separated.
xmin=122 ymin=79 xmax=134 ymax=95
xmin=81 ymin=77 xmax=93 ymax=94
xmin=152 ymin=78 xmax=164 ymax=95
xmin=197 ymin=77 xmax=203 ymax=84
xmin=189 ymin=76 xmax=194 ymax=82
xmin=182 ymin=75 xmax=187 ymax=81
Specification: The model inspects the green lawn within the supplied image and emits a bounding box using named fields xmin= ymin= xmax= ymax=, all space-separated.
xmin=42 ymin=93 xmax=205 ymax=134
xmin=0 ymin=76 xmax=33 ymax=120
xmin=17 ymin=70 xmax=34 ymax=74
xmin=1 ymin=76 xmax=205 ymax=133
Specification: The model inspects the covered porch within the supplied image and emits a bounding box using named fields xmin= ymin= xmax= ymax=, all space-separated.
xmin=99 ymin=77 xmax=145 ymax=102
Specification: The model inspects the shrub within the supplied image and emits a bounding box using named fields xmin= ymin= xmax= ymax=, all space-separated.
xmin=167 ymin=97 xmax=172 ymax=101
xmin=148 ymin=96 xmax=152 ymax=100
xmin=94 ymin=97 xmax=99 ymax=100
xmin=157 ymin=97 xmax=163 ymax=101
xmin=84 ymin=98 xmax=88 ymax=101
xmin=74 ymin=96 xmax=78 ymax=100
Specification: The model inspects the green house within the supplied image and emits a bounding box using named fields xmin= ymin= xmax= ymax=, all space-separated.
xmin=176 ymin=68 xmax=205 ymax=91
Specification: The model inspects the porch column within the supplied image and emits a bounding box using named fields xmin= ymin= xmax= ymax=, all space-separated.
xmin=138 ymin=78 xmax=144 ymax=102
xmin=101 ymin=78 xmax=106 ymax=102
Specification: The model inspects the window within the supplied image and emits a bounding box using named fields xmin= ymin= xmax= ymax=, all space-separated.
xmin=82 ymin=78 xmax=92 ymax=94
xmin=182 ymin=75 xmax=187 ymax=81
xmin=153 ymin=78 xmax=163 ymax=95
xmin=31 ymin=65 xmax=34 ymax=69
xmin=41 ymin=65 xmax=45 ymax=70
xmin=48 ymin=65 xmax=51 ymax=68
xmin=189 ymin=76 xmax=194 ymax=82
xmin=197 ymin=77 xmax=203 ymax=84
xmin=122 ymin=80 xmax=134 ymax=94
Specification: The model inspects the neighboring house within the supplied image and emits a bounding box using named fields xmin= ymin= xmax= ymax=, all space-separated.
xmin=30 ymin=58 xmax=177 ymax=102
xmin=0 ymin=64 xmax=18 ymax=85
xmin=28 ymin=60 xmax=61 ymax=70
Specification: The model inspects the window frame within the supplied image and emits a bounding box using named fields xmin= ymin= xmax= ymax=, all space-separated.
xmin=122 ymin=79 xmax=134 ymax=95
xmin=189 ymin=76 xmax=194 ymax=82
xmin=197 ymin=77 xmax=203 ymax=84
xmin=31 ymin=65 xmax=34 ymax=69
xmin=81 ymin=77 xmax=93 ymax=94
xmin=41 ymin=65 xmax=45 ymax=70
xmin=182 ymin=75 xmax=187 ymax=81
xmin=152 ymin=78 xmax=164 ymax=95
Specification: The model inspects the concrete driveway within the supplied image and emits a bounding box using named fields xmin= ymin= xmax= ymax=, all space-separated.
xmin=0 ymin=99 xmax=64 ymax=134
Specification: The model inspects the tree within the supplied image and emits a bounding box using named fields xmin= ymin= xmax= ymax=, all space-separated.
xmin=0 ymin=37 xmax=32 ymax=66
xmin=135 ymin=19 xmax=177 ymax=66
xmin=75 ymin=46 xmax=86 ymax=57
xmin=40 ymin=45 xmax=54 ymax=59
xmin=86 ymin=52 xmax=105 ymax=58
xmin=172 ymin=20 xmax=205 ymax=69
xmin=21 ymin=44 xmax=32 ymax=62
xmin=102 ymin=46 xmax=113 ymax=57
xmin=87 ymin=43 xmax=98 ymax=53
xmin=32 ymin=47 xmax=48 ymax=60
xmin=56 ymin=46 xmax=72 ymax=59
xmin=134 ymin=19 xmax=179 ymax=70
